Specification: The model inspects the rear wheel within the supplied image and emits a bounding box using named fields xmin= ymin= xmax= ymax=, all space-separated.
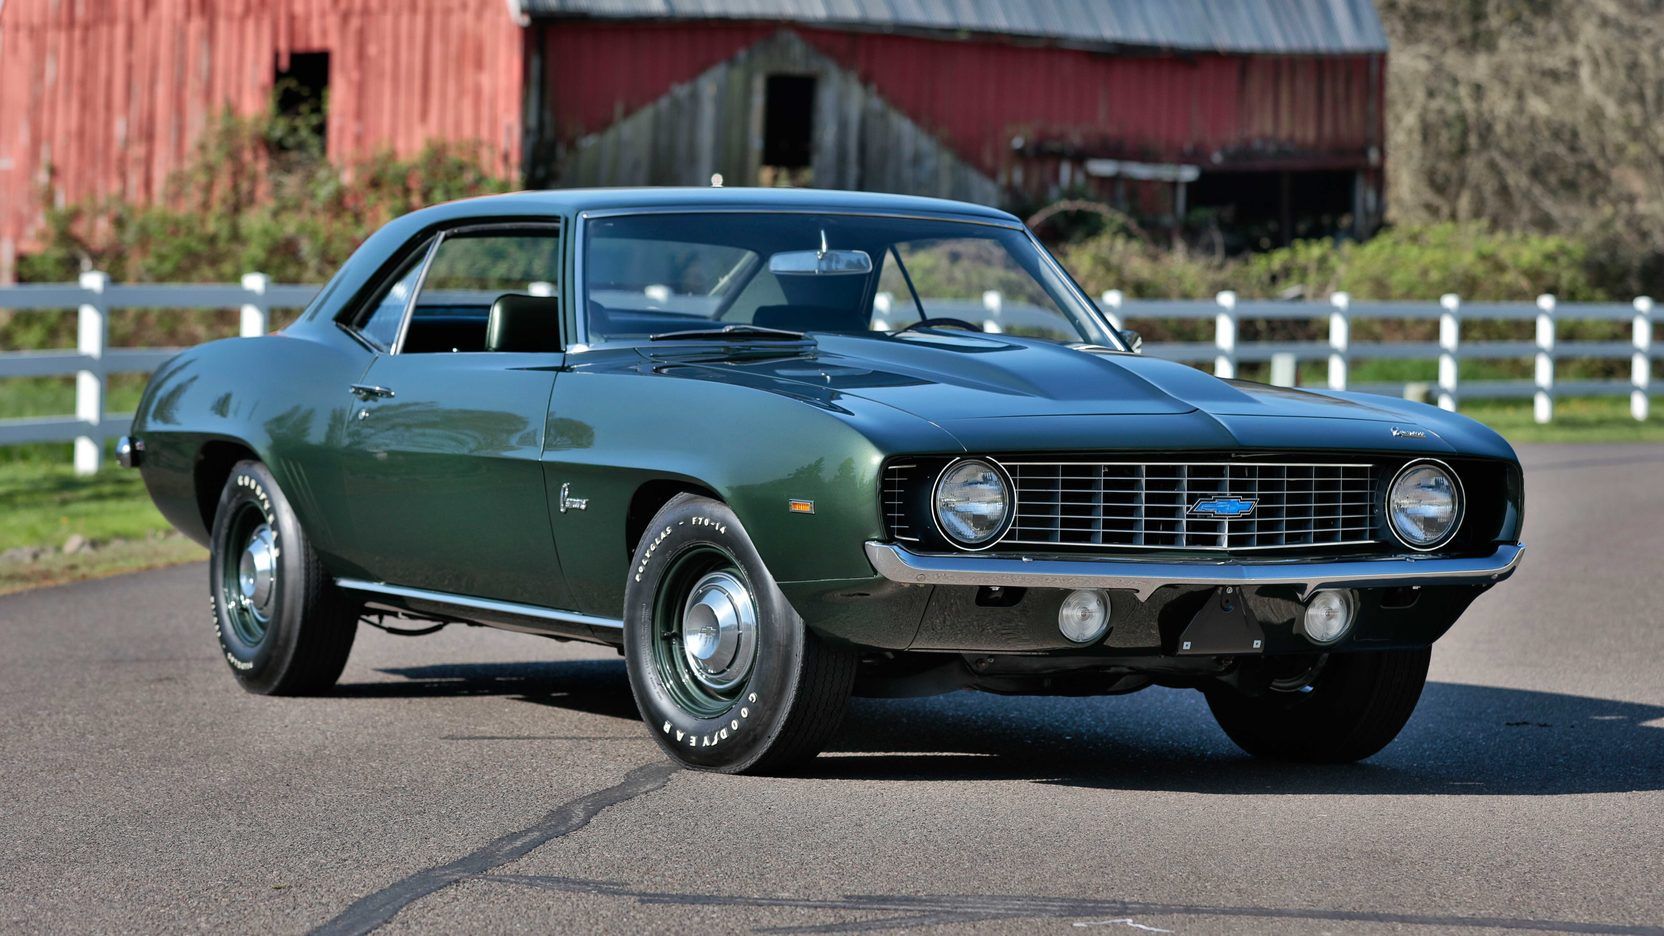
xmin=623 ymin=494 xmax=856 ymax=774
xmin=209 ymin=460 xmax=357 ymax=695
xmin=1204 ymin=647 xmax=1431 ymax=763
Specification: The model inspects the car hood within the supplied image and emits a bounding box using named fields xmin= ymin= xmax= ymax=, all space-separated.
xmin=647 ymin=330 xmax=1490 ymax=456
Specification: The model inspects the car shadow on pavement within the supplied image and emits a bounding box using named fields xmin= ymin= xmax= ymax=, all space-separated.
xmin=819 ymin=681 xmax=1664 ymax=796
xmin=340 ymin=661 xmax=1663 ymax=796
xmin=336 ymin=660 xmax=644 ymax=722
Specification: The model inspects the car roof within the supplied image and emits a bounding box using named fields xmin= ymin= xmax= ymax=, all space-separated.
xmin=412 ymin=187 xmax=1021 ymax=225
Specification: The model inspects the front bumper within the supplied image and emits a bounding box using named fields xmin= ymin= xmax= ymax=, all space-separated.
xmin=864 ymin=541 xmax=1524 ymax=601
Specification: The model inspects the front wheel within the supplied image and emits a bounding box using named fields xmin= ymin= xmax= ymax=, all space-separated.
xmin=623 ymin=494 xmax=856 ymax=774
xmin=1204 ymin=647 xmax=1431 ymax=763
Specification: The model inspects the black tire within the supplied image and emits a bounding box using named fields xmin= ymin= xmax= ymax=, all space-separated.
xmin=1204 ymin=647 xmax=1431 ymax=763
xmin=208 ymin=459 xmax=357 ymax=695
xmin=623 ymin=494 xmax=857 ymax=774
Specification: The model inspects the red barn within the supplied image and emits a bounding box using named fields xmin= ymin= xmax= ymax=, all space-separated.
xmin=0 ymin=0 xmax=1386 ymax=279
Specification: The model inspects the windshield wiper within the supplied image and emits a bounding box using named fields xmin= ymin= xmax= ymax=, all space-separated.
xmin=650 ymin=325 xmax=807 ymax=342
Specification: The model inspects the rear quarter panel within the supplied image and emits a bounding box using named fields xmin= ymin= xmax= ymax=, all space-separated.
xmin=132 ymin=327 xmax=368 ymax=557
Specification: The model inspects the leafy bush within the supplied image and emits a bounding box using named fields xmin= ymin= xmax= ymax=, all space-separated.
xmin=5 ymin=110 xmax=511 ymax=351
xmin=1060 ymin=222 xmax=1609 ymax=303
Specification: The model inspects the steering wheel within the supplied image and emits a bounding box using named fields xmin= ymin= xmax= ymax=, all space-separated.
xmin=892 ymin=318 xmax=985 ymax=334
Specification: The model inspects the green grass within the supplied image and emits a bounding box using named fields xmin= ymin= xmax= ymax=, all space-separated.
xmin=1461 ymin=396 xmax=1664 ymax=443
xmin=0 ymin=459 xmax=206 ymax=594
xmin=0 ymin=460 xmax=180 ymax=553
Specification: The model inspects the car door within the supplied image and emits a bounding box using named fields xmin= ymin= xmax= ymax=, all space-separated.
xmin=337 ymin=223 xmax=572 ymax=609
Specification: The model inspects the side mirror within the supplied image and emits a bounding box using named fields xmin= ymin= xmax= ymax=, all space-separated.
xmin=1119 ymin=328 xmax=1143 ymax=354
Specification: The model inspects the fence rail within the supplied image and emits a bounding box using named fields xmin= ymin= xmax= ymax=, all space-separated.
xmin=2 ymin=275 xmax=1659 ymax=475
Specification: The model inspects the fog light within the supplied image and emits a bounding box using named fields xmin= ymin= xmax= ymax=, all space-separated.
xmin=1058 ymin=589 xmax=1111 ymax=644
xmin=1302 ymin=589 xmax=1357 ymax=645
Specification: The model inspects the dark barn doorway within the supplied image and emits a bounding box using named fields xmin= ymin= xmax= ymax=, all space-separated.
xmin=761 ymin=74 xmax=816 ymax=186
xmin=1189 ymin=169 xmax=1358 ymax=249
xmin=273 ymin=52 xmax=330 ymax=152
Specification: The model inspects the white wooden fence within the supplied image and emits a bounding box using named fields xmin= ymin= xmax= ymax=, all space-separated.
xmin=1 ymin=276 xmax=1659 ymax=475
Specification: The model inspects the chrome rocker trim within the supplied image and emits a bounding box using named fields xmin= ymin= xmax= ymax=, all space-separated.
xmin=863 ymin=542 xmax=1525 ymax=602
xmin=335 ymin=579 xmax=623 ymax=630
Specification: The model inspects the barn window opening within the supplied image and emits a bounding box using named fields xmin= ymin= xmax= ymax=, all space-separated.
xmin=761 ymin=74 xmax=815 ymax=186
xmin=1188 ymin=169 xmax=1357 ymax=250
xmin=272 ymin=52 xmax=330 ymax=153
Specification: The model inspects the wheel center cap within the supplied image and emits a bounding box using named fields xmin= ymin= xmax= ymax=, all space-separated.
xmin=238 ymin=524 xmax=277 ymax=615
xmin=680 ymin=571 xmax=757 ymax=691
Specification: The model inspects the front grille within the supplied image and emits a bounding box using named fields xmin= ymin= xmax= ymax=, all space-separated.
xmin=1002 ymin=461 xmax=1377 ymax=551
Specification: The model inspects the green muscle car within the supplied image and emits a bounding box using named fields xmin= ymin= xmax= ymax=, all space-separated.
xmin=123 ymin=188 xmax=1524 ymax=773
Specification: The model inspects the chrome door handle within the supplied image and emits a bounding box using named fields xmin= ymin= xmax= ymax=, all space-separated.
xmin=349 ymin=384 xmax=395 ymax=400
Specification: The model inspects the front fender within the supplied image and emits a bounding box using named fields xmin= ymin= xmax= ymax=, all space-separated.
xmin=542 ymin=359 xmax=961 ymax=619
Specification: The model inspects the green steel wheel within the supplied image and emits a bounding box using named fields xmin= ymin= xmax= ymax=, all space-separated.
xmin=624 ymin=494 xmax=857 ymax=774
xmin=208 ymin=460 xmax=357 ymax=695
xmin=218 ymin=502 xmax=277 ymax=648
xmin=649 ymin=545 xmax=760 ymax=720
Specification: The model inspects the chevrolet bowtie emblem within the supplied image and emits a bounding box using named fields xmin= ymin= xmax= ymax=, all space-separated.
xmin=1190 ymin=496 xmax=1257 ymax=518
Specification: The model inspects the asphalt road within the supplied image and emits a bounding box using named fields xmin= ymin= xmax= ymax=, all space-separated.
xmin=3 ymin=444 xmax=1662 ymax=935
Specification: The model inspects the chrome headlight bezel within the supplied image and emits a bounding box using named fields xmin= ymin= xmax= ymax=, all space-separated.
xmin=931 ymin=458 xmax=1014 ymax=550
xmin=1385 ymin=458 xmax=1464 ymax=551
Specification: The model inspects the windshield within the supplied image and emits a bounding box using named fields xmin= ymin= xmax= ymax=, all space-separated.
xmin=582 ymin=213 xmax=1118 ymax=347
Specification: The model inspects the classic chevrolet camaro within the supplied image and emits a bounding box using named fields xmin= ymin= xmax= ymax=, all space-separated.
xmin=124 ymin=188 xmax=1524 ymax=773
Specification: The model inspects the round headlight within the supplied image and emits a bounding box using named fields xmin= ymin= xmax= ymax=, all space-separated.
xmin=1387 ymin=460 xmax=1462 ymax=549
xmin=933 ymin=459 xmax=1011 ymax=547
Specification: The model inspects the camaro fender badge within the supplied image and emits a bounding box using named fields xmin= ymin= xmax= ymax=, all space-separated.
xmin=1189 ymin=496 xmax=1258 ymax=518
xmin=1391 ymin=426 xmax=1429 ymax=439
xmin=558 ymin=482 xmax=589 ymax=513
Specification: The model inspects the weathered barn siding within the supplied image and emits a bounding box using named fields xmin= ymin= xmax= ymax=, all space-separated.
xmin=536 ymin=30 xmax=1001 ymax=206
xmin=0 ymin=0 xmax=524 ymax=273
xmin=527 ymin=21 xmax=1383 ymax=204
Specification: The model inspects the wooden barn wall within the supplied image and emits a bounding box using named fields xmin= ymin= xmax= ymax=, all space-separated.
xmin=0 ymin=0 xmax=524 ymax=274
xmin=537 ymin=30 xmax=1001 ymax=206
xmin=529 ymin=21 xmax=1383 ymax=202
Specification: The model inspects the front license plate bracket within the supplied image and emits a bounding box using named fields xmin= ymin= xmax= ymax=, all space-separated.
xmin=1175 ymin=587 xmax=1265 ymax=655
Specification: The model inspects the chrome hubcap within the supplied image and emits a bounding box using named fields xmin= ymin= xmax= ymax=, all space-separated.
xmin=679 ymin=571 xmax=757 ymax=691
xmin=237 ymin=524 xmax=277 ymax=619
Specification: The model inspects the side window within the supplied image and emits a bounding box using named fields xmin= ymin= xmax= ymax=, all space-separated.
xmin=404 ymin=229 xmax=562 ymax=353
xmin=348 ymin=243 xmax=431 ymax=350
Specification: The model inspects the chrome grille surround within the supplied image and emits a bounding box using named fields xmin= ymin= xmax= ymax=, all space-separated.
xmin=1000 ymin=460 xmax=1378 ymax=552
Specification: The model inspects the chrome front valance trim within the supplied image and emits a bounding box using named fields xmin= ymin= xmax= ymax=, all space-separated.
xmin=335 ymin=579 xmax=623 ymax=630
xmin=863 ymin=542 xmax=1524 ymax=601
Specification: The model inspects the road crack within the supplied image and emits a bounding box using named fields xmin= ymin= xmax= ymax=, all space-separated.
xmin=309 ymin=760 xmax=677 ymax=936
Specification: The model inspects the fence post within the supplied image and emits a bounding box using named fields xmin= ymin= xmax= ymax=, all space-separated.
xmin=1269 ymin=353 xmax=1297 ymax=387
xmin=74 ymin=271 xmax=110 ymax=476
xmin=981 ymin=289 xmax=1003 ymax=333
xmin=1328 ymin=292 xmax=1350 ymax=390
xmin=1437 ymin=293 xmax=1461 ymax=411
xmin=1534 ymin=294 xmax=1556 ymax=424
xmin=239 ymin=272 xmax=270 ymax=337
xmin=871 ymin=291 xmax=893 ymax=330
xmin=1214 ymin=290 xmax=1237 ymax=379
xmin=1099 ymin=289 xmax=1125 ymax=333
xmin=1636 ymin=297 xmax=1655 ymax=422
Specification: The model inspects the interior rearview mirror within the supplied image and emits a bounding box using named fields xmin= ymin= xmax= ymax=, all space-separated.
xmin=1119 ymin=328 xmax=1143 ymax=354
xmin=769 ymin=249 xmax=873 ymax=276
